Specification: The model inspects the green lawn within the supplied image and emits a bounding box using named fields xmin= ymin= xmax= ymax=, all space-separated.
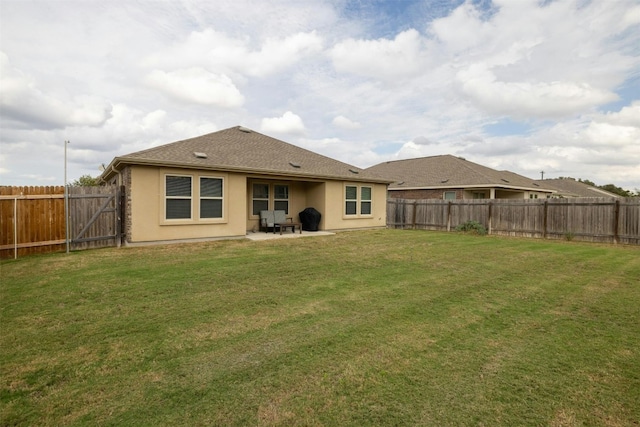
xmin=2 ymin=229 xmax=639 ymax=426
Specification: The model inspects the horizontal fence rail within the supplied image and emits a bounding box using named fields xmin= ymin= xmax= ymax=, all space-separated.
xmin=1 ymin=185 xmax=122 ymax=259
xmin=387 ymin=197 xmax=640 ymax=245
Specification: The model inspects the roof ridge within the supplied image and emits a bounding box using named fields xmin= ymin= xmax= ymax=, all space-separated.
xmin=232 ymin=127 xmax=367 ymax=171
xmin=382 ymin=154 xmax=454 ymax=164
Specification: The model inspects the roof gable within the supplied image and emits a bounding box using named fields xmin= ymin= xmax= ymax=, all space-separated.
xmin=102 ymin=126 xmax=391 ymax=183
xmin=367 ymin=155 xmax=552 ymax=192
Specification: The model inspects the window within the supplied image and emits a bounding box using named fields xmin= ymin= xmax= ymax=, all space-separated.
xmin=200 ymin=177 xmax=223 ymax=218
xmin=360 ymin=186 xmax=372 ymax=215
xmin=473 ymin=192 xmax=486 ymax=199
xmin=252 ymin=183 xmax=269 ymax=215
xmin=166 ymin=175 xmax=192 ymax=219
xmin=529 ymin=194 xmax=538 ymax=199
xmin=345 ymin=185 xmax=372 ymax=216
xmin=252 ymin=183 xmax=289 ymax=215
xmin=274 ymin=184 xmax=289 ymax=214
xmin=444 ymin=191 xmax=456 ymax=200
xmin=345 ymin=185 xmax=357 ymax=215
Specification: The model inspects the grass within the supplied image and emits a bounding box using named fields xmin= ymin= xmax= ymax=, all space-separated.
xmin=1 ymin=229 xmax=639 ymax=426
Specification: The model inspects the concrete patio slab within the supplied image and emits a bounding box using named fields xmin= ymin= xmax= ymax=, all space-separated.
xmin=245 ymin=230 xmax=335 ymax=241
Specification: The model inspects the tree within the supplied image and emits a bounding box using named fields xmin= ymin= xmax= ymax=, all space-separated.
xmin=598 ymin=184 xmax=633 ymax=197
xmin=71 ymin=174 xmax=98 ymax=186
xmin=578 ymin=178 xmax=596 ymax=186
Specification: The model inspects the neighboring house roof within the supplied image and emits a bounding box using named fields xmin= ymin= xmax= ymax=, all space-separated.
xmin=101 ymin=126 xmax=392 ymax=184
xmin=367 ymin=155 xmax=553 ymax=193
xmin=535 ymin=178 xmax=621 ymax=198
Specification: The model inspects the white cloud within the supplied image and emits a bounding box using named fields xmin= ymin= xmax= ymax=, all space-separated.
xmin=329 ymin=29 xmax=429 ymax=81
xmin=456 ymin=64 xmax=618 ymax=118
xmin=332 ymin=115 xmax=361 ymax=130
xmin=145 ymin=68 xmax=244 ymax=107
xmin=600 ymin=101 xmax=640 ymax=127
xmin=0 ymin=52 xmax=112 ymax=129
xmin=260 ymin=111 xmax=306 ymax=135
xmin=144 ymin=29 xmax=323 ymax=78
xmin=247 ymin=31 xmax=323 ymax=76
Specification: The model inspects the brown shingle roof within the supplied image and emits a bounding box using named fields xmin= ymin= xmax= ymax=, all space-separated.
xmin=102 ymin=126 xmax=391 ymax=183
xmin=534 ymin=178 xmax=621 ymax=198
xmin=367 ymin=155 xmax=553 ymax=192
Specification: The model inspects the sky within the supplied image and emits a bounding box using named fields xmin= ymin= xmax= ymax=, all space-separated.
xmin=1 ymin=0 xmax=639 ymax=191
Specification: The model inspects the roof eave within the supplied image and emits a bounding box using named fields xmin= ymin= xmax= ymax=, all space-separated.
xmin=103 ymin=157 xmax=392 ymax=184
xmin=389 ymin=183 xmax=555 ymax=193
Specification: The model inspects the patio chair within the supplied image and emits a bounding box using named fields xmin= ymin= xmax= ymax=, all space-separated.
xmin=259 ymin=210 xmax=276 ymax=233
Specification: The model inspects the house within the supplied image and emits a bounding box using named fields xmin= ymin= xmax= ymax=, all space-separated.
xmin=535 ymin=178 xmax=621 ymax=198
xmin=99 ymin=126 xmax=392 ymax=244
xmin=366 ymin=155 xmax=555 ymax=200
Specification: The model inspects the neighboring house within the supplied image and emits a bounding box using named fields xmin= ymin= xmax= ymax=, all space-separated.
xmin=535 ymin=178 xmax=621 ymax=198
xmin=99 ymin=126 xmax=392 ymax=244
xmin=367 ymin=155 xmax=555 ymax=200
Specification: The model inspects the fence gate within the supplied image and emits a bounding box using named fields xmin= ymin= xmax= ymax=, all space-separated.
xmin=68 ymin=185 xmax=122 ymax=251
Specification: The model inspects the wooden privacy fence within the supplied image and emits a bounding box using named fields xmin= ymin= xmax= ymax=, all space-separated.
xmin=0 ymin=185 xmax=122 ymax=259
xmin=387 ymin=197 xmax=640 ymax=245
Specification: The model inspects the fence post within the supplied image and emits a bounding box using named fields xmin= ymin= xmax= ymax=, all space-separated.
xmin=543 ymin=200 xmax=548 ymax=240
xmin=447 ymin=201 xmax=452 ymax=232
xmin=613 ymin=199 xmax=620 ymax=244
xmin=412 ymin=201 xmax=417 ymax=229
xmin=13 ymin=197 xmax=18 ymax=260
xmin=488 ymin=201 xmax=492 ymax=235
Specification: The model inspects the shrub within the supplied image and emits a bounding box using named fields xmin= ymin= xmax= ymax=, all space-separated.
xmin=455 ymin=220 xmax=487 ymax=235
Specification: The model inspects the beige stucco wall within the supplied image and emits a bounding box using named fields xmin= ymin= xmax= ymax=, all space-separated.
xmin=321 ymin=181 xmax=387 ymax=230
xmin=129 ymin=166 xmax=247 ymax=242
xmin=127 ymin=166 xmax=387 ymax=242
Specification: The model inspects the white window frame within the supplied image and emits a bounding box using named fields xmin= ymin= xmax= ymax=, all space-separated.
xmin=252 ymin=182 xmax=270 ymax=216
xmin=251 ymin=182 xmax=290 ymax=216
xmin=273 ymin=184 xmax=289 ymax=214
xmin=444 ymin=191 xmax=456 ymax=200
xmin=344 ymin=184 xmax=373 ymax=217
xmin=165 ymin=174 xmax=193 ymax=220
xmin=162 ymin=172 xmax=228 ymax=225
xmin=360 ymin=186 xmax=372 ymax=215
xmin=199 ymin=176 xmax=224 ymax=219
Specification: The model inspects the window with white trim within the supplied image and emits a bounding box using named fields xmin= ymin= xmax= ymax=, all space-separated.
xmin=274 ymin=184 xmax=289 ymax=214
xmin=200 ymin=177 xmax=223 ymax=218
xmin=444 ymin=191 xmax=456 ymax=200
xmin=345 ymin=185 xmax=372 ymax=216
xmin=252 ymin=183 xmax=289 ymax=215
xmin=345 ymin=185 xmax=357 ymax=215
xmin=166 ymin=175 xmax=192 ymax=219
xmin=252 ymin=183 xmax=269 ymax=215
xmin=361 ymin=186 xmax=372 ymax=215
